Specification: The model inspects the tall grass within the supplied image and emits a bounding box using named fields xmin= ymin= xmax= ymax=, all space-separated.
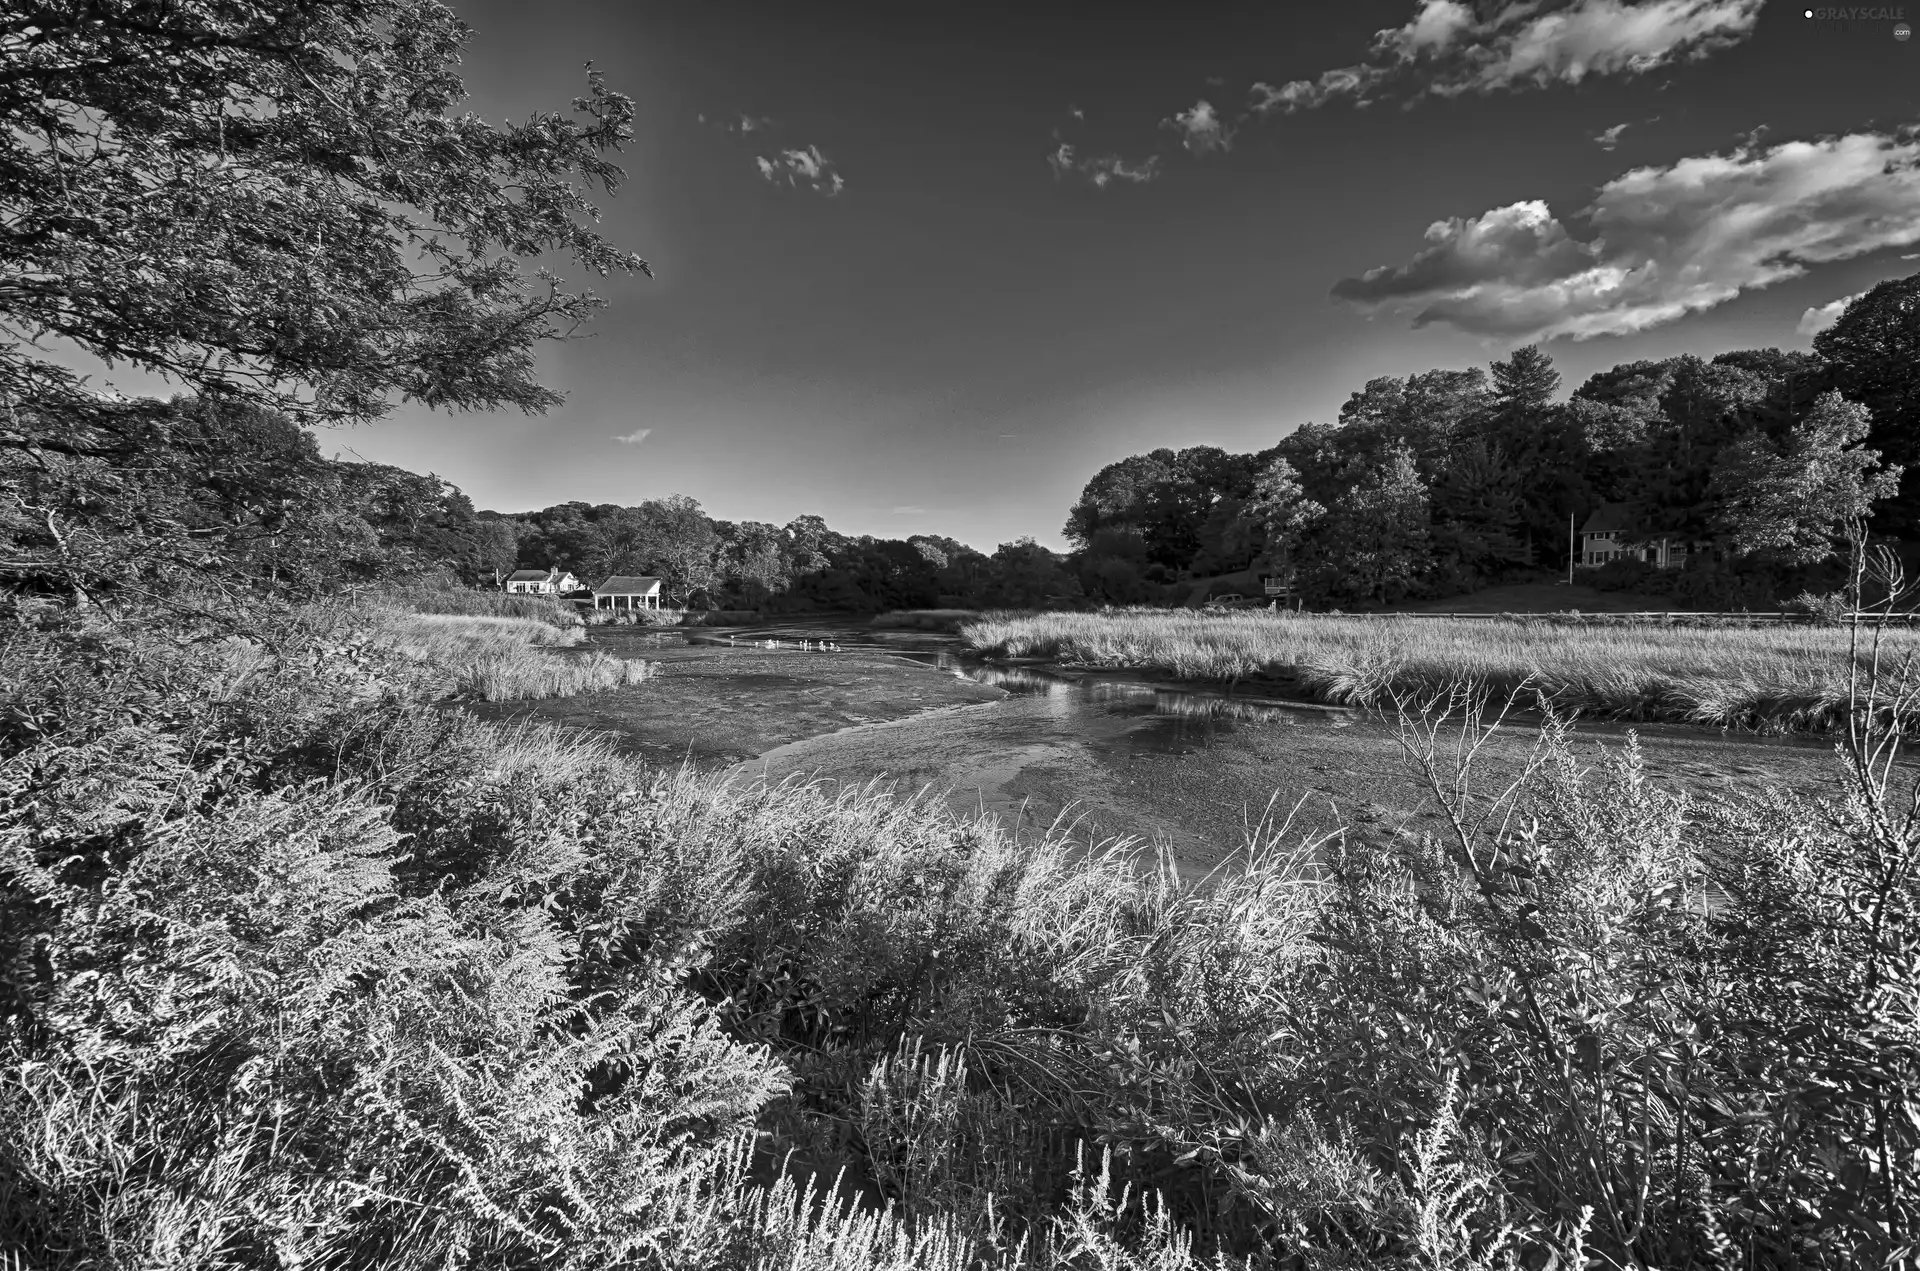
xmin=5 ymin=597 xmax=1916 ymax=1267
xmin=374 ymin=611 xmax=654 ymax=700
xmin=382 ymin=582 xmax=586 ymax=630
xmin=963 ymin=608 xmax=1920 ymax=729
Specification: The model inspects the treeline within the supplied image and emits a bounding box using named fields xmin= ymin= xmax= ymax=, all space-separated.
xmin=2 ymin=397 xmax=519 ymax=606
xmin=497 ymin=501 xmax=1082 ymax=612
xmin=1067 ymin=274 xmax=1920 ymax=610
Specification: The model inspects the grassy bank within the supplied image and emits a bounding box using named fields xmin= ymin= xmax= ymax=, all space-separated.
xmin=378 ymin=611 xmax=654 ymax=700
xmin=5 ymin=596 xmax=1914 ymax=1267
xmin=962 ymin=608 xmax=1920 ymax=729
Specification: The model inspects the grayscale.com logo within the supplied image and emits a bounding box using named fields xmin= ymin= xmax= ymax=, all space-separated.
xmin=1803 ymin=5 xmax=1907 ymax=15
xmin=1897 ymin=19 xmax=1913 ymax=37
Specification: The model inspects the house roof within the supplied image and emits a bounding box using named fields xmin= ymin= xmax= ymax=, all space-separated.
xmin=594 ymin=575 xmax=663 ymax=595
xmin=506 ymin=569 xmax=554 ymax=583
xmin=1579 ymin=502 xmax=1635 ymax=534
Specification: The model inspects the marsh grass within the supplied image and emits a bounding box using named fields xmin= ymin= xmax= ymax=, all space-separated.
xmin=381 ymin=582 xmax=585 ymax=630
xmin=964 ymin=608 xmax=1917 ymax=729
xmin=375 ymin=611 xmax=654 ymax=700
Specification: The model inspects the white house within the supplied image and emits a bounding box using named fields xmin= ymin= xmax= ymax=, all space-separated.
xmin=504 ymin=568 xmax=582 ymax=595
xmin=1577 ymin=503 xmax=1691 ymax=571
xmin=593 ymin=575 xmax=664 ymax=611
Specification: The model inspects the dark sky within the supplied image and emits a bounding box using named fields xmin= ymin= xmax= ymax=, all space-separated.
xmin=236 ymin=3 xmax=1920 ymax=546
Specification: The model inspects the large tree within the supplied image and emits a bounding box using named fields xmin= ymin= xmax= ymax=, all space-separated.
xmin=1710 ymin=391 xmax=1900 ymax=566
xmin=1814 ymin=272 xmax=1920 ymax=536
xmin=2 ymin=0 xmax=648 ymax=599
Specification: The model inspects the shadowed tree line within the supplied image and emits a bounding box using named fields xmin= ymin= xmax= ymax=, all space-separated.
xmin=499 ymin=502 xmax=1082 ymax=612
xmin=1067 ymin=283 xmax=1919 ymax=609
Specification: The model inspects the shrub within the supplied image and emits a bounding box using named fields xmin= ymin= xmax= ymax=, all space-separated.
xmin=5 ymin=596 xmax=1918 ymax=1268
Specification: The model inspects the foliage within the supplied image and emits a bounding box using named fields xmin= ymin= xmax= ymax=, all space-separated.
xmin=6 ymin=589 xmax=1918 ymax=1266
xmin=1816 ymin=273 xmax=1920 ymax=536
xmin=0 ymin=0 xmax=648 ymax=429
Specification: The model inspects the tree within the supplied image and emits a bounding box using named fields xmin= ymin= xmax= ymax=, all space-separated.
xmin=1814 ymin=272 xmax=1920 ymax=535
xmin=1488 ymin=344 xmax=1561 ymax=416
xmin=1317 ymin=442 xmax=1429 ymax=605
xmin=1634 ymin=356 xmax=1769 ymax=543
xmin=0 ymin=0 xmax=649 ymax=602
xmin=1710 ymin=392 xmax=1901 ymax=565
xmin=2 ymin=0 xmax=647 ymax=428
xmin=1241 ymin=457 xmax=1324 ymax=576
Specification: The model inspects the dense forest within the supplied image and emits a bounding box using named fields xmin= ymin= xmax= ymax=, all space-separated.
xmin=1064 ymin=285 xmax=1920 ymax=609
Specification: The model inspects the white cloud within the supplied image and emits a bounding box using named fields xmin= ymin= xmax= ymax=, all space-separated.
xmin=755 ymin=145 xmax=845 ymax=195
xmin=1594 ymin=122 xmax=1630 ymax=150
xmin=613 ymin=428 xmax=652 ymax=445
xmin=1047 ymin=139 xmax=1161 ymax=188
xmin=1796 ymin=292 xmax=1867 ymax=337
xmin=1163 ymin=99 xmax=1232 ymax=154
xmin=700 ymin=111 xmax=774 ymax=134
xmin=1331 ymin=131 xmax=1920 ymax=341
xmin=1252 ymin=0 xmax=1761 ymax=114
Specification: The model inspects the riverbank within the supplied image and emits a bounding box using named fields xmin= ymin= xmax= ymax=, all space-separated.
xmin=961 ymin=609 xmax=1915 ymax=731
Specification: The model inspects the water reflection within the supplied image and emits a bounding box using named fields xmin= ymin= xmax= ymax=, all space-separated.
xmin=949 ymin=661 xmax=1349 ymax=729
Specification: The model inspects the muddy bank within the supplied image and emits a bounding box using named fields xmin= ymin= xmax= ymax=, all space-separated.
xmin=465 ymin=635 xmax=1006 ymax=767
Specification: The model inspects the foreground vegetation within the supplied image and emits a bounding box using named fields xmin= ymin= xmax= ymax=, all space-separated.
xmin=3 ymin=591 xmax=1917 ymax=1267
xmin=963 ymin=608 xmax=1920 ymax=730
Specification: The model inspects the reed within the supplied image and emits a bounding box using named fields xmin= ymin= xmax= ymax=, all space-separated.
xmin=961 ymin=608 xmax=1918 ymax=729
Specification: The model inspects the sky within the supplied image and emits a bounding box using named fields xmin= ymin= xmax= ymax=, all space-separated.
xmin=81 ymin=1 xmax=1920 ymax=550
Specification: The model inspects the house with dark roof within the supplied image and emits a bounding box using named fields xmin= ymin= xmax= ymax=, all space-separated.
xmin=592 ymin=575 xmax=664 ymax=611
xmin=1577 ymin=502 xmax=1692 ymax=571
xmin=503 ymin=568 xmax=582 ymax=595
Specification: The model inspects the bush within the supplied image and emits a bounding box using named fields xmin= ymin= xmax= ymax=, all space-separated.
xmin=1790 ymin=589 xmax=1851 ymax=626
xmin=5 ymin=598 xmax=1918 ymax=1268
xmin=1586 ymin=555 xmax=1661 ymax=593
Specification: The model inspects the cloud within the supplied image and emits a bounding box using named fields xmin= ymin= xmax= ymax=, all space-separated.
xmin=755 ymin=145 xmax=845 ymax=195
xmin=1252 ymin=0 xmax=1761 ymax=115
xmin=699 ymin=111 xmax=774 ymax=134
xmin=1047 ymin=139 xmax=1161 ymax=189
xmin=1796 ymin=292 xmax=1867 ymax=337
xmin=1163 ymin=99 xmax=1233 ymax=154
xmin=1594 ymin=122 xmax=1630 ymax=150
xmin=1331 ymin=130 xmax=1920 ymax=341
xmin=613 ymin=428 xmax=652 ymax=445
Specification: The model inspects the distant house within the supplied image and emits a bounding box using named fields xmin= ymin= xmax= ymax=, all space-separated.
xmin=1577 ymin=503 xmax=1691 ymax=571
xmin=1259 ymin=569 xmax=1296 ymax=601
xmin=504 ymin=568 xmax=582 ymax=595
xmin=593 ymin=575 xmax=664 ymax=611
